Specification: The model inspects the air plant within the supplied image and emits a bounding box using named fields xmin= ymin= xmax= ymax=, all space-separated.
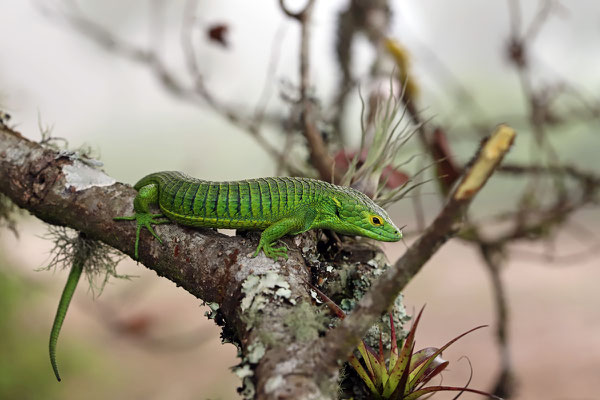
xmin=335 ymin=77 xmax=436 ymax=208
xmin=339 ymin=82 xmax=417 ymax=200
xmin=311 ymin=285 xmax=501 ymax=400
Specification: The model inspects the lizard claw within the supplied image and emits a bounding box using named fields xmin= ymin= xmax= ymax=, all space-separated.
xmin=262 ymin=244 xmax=289 ymax=261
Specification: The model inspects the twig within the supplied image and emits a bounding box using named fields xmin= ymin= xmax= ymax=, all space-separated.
xmin=505 ymin=0 xmax=563 ymax=169
xmin=253 ymin=23 xmax=288 ymax=126
xmin=480 ymin=243 xmax=516 ymax=398
xmin=498 ymin=163 xmax=600 ymax=186
xmin=280 ymin=0 xmax=340 ymax=183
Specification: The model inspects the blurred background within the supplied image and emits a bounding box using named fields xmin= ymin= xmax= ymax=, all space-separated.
xmin=1 ymin=0 xmax=599 ymax=399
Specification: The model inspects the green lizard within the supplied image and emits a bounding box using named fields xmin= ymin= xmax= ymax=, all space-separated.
xmin=49 ymin=172 xmax=402 ymax=381
xmin=114 ymin=171 xmax=403 ymax=260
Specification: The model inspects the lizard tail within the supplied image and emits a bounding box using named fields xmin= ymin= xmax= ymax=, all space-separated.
xmin=49 ymin=258 xmax=84 ymax=382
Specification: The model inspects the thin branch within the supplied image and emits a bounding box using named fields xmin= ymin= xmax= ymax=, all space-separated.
xmin=280 ymin=0 xmax=340 ymax=183
xmin=498 ymin=163 xmax=600 ymax=186
xmin=480 ymin=243 xmax=516 ymax=398
xmin=253 ymin=23 xmax=288 ymax=126
xmin=278 ymin=0 xmax=307 ymax=21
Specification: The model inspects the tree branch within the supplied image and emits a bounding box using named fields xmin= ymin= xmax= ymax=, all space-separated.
xmin=0 ymin=124 xmax=330 ymax=399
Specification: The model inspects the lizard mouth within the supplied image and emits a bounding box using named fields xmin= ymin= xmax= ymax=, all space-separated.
xmin=355 ymin=226 xmax=402 ymax=242
xmin=378 ymin=231 xmax=402 ymax=242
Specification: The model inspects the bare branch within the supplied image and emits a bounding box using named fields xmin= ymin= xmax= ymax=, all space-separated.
xmin=480 ymin=243 xmax=516 ymax=398
xmin=280 ymin=0 xmax=340 ymax=183
xmin=278 ymin=0 xmax=311 ymax=21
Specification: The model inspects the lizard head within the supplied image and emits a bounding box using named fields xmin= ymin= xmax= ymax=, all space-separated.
xmin=318 ymin=188 xmax=403 ymax=242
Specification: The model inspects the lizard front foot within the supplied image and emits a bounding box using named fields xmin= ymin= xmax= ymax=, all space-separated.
xmin=114 ymin=212 xmax=169 ymax=259
xmin=253 ymin=241 xmax=289 ymax=262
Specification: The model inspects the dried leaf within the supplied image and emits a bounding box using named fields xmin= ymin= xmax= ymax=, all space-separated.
xmin=207 ymin=24 xmax=229 ymax=47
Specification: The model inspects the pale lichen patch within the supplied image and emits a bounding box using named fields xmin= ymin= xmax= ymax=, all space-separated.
xmin=3 ymin=146 xmax=29 ymax=166
xmin=275 ymin=287 xmax=293 ymax=303
xmin=233 ymin=364 xmax=253 ymax=379
xmin=240 ymin=379 xmax=255 ymax=400
xmin=232 ymin=364 xmax=256 ymax=400
xmin=203 ymin=301 xmax=220 ymax=320
xmin=284 ymin=301 xmax=328 ymax=342
xmin=241 ymin=272 xmax=292 ymax=312
xmin=264 ymin=375 xmax=284 ymax=394
xmin=246 ymin=341 xmax=266 ymax=364
xmin=62 ymin=160 xmax=115 ymax=191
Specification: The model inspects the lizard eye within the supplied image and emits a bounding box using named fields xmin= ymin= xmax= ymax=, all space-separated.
xmin=370 ymin=215 xmax=383 ymax=226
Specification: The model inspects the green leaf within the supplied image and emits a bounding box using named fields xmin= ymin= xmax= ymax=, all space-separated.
xmin=413 ymin=359 xmax=449 ymax=391
xmin=365 ymin=340 xmax=386 ymax=390
xmin=349 ymin=353 xmax=381 ymax=398
xmin=357 ymin=341 xmax=376 ymax=381
xmin=408 ymin=348 xmax=448 ymax=390
xmin=383 ymin=307 xmax=425 ymax=396
xmin=388 ymin=313 xmax=399 ymax=372
xmin=388 ymin=342 xmax=414 ymax=400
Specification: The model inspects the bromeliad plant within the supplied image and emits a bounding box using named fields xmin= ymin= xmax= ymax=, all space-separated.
xmin=311 ymin=285 xmax=501 ymax=400
xmin=348 ymin=308 xmax=501 ymax=400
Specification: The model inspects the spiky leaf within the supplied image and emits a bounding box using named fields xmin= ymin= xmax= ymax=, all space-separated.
xmin=349 ymin=353 xmax=380 ymax=397
xmin=388 ymin=313 xmax=400 ymax=372
xmin=383 ymin=307 xmax=425 ymax=395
